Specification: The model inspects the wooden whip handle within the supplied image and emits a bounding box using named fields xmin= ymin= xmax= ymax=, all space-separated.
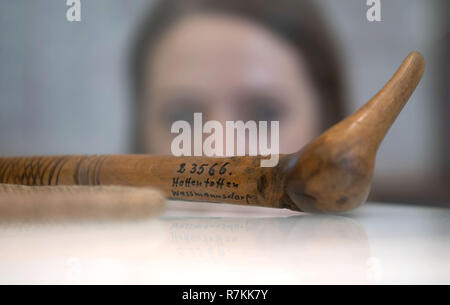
xmin=0 ymin=154 xmax=296 ymax=210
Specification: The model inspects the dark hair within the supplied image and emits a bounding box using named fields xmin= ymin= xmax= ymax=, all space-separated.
xmin=130 ymin=0 xmax=345 ymax=152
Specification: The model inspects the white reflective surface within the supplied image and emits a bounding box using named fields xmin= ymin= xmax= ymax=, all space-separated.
xmin=0 ymin=200 xmax=449 ymax=284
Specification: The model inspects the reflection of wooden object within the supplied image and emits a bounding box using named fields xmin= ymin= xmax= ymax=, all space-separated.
xmin=0 ymin=52 xmax=425 ymax=213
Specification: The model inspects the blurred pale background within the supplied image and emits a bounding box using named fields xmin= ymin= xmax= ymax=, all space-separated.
xmin=0 ymin=0 xmax=449 ymax=203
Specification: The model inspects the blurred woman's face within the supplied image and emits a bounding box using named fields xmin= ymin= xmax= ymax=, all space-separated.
xmin=140 ymin=13 xmax=321 ymax=154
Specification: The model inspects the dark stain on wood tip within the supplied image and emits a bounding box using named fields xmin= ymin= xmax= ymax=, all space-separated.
xmin=337 ymin=196 xmax=348 ymax=205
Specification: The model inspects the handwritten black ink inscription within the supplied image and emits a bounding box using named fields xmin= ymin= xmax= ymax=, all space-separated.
xmin=176 ymin=162 xmax=230 ymax=176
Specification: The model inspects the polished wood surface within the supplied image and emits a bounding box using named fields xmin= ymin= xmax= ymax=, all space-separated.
xmin=0 ymin=52 xmax=425 ymax=213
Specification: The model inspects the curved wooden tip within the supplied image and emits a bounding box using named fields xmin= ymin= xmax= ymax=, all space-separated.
xmin=342 ymin=51 xmax=426 ymax=149
xmin=285 ymin=51 xmax=426 ymax=213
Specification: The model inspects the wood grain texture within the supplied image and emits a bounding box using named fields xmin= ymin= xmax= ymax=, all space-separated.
xmin=0 ymin=52 xmax=425 ymax=213
xmin=0 ymin=154 xmax=293 ymax=210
